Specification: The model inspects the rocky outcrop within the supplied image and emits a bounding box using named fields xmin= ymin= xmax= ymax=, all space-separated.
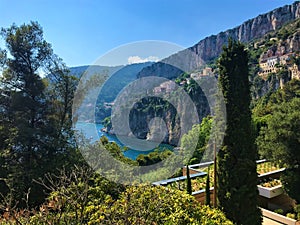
xmin=287 ymin=30 xmax=300 ymax=50
xmin=126 ymin=2 xmax=300 ymax=147
xmin=138 ymin=1 xmax=300 ymax=78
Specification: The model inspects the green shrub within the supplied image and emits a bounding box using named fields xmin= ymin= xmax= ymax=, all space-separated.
xmin=286 ymin=213 xmax=296 ymax=219
xmin=90 ymin=185 xmax=233 ymax=225
xmin=294 ymin=204 xmax=300 ymax=213
xmin=274 ymin=208 xmax=284 ymax=215
xmin=294 ymin=204 xmax=300 ymax=220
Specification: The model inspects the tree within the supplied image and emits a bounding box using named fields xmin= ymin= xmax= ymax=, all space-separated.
xmin=252 ymin=79 xmax=300 ymax=135
xmin=0 ymin=21 xmax=54 ymax=206
xmin=136 ymin=149 xmax=172 ymax=166
xmin=0 ymin=22 xmax=79 ymax=207
xmin=217 ymin=39 xmax=262 ymax=225
xmin=257 ymin=98 xmax=300 ymax=203
xmin=181 ymin=116 xmax=212 ymax=164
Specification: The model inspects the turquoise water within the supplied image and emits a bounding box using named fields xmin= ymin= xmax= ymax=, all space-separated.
xmin=75 ymin=122 xmax=173 ymax=160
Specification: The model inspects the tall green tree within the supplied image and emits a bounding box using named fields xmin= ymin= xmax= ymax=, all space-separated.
xmin=0 ymin=22 xmax=52 ymax=206
xmin=217 ymin=39 xmax=262 ymax=225
xmin=0 ymin=22 xmax=79 ymax=207
xmin=45 ymin=59 xmax=81 ymax=169
xmin=252 ymin=79 xmax=300 ymax=136
xmin=257 ymin=98 xmax=300 ymax=203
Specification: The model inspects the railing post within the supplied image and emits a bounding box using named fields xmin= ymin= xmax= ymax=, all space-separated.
xmin=213 ymin=141 xmax=217 ymax=207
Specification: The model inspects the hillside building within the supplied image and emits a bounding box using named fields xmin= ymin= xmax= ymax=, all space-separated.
xmin=258 ymin=53 xmax=299 ymax=80
xmin=153 ymin=80 xmax=177 ymax=94
xmin=190 ymin=67 xmax=214 ymax=80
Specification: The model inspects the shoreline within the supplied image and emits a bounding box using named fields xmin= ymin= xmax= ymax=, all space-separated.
xmin=75 ymin=121 xmax=175 ymax=160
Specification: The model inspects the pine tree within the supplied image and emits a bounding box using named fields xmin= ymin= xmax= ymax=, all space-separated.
xmin=0 ymin=22 xmax=79 ymax=207
xmin=217 ymin=39 xmax=262 ymax=225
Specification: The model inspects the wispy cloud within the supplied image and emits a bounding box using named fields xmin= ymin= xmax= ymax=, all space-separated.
xmin=127 ymin=56 xmax=160 ymax=64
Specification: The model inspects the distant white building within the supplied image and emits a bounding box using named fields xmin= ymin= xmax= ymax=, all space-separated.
xmin=266 ymin=56 xmax=279 ymax=68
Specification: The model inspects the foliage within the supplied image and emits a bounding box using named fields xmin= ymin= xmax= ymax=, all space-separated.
xmin=102 ymin=116 xmax=112 ymax=130
xmin=0 ymin=178 xmax=233 ymax=224
xmin=217 ymin=39 xmax=262 ymax=225
xmin=181 ymin=116 xmax=213 ymax=164
xmin=286 ymin=213 xmax=296 ymax=219
xmin=99 ymin=136 xmax=137 ymax=166
xmin=136 ymin=149 xmax=172 ymax=166
xmin=257 ymin=98 xmax=300 ymax=203
xmin=0 ymin=21 xmax=81 ymax=207
xmin=92 ymin=185 xmax=233 ymax=225
xmin=0 ymin=166 xmax=124 ymax=225
xmin=28 ymin=166 xmax=124 ymax=225
xmin=295 ymin=204 xmax=300 ymax=220
xmin=256 ymin=161 xmax=281 ymax=175
xmin=254 ymin=80 xmax=300 ymax=203
xmin=274 ymin=208 xmax=284 ymax=215
xmin=252 ymin=79 xmax=300 ymax=135
xmin=259 ymin=178 xmax=281 ymax=188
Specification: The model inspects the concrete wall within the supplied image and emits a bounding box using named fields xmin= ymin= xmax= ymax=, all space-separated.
xmin=261 ymin=208 xmax=298 ymax=225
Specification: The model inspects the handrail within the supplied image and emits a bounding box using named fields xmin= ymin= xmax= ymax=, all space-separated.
xmin=188 ymin=159 xmax=268 ymax=169
xmin=152 ymin=171 xmax=207 ymax=186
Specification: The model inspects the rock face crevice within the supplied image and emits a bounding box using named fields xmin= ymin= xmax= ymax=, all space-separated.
xmin=138 ymin=2 xmax=300 ymax=78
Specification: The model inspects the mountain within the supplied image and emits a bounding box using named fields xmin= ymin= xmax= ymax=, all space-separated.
xmin=248 ymin=16 xmax=300 ymax=98
xmin=138 ymin=1 xmax=300 ymax=79
xmin=69 ymin=65 xmax=123 ymax=79
xmin=97 ymin=62 xmax=153 ymax=103
xmin=73 ymin=2 xmax=300 ymax=147
xmin=70 ymin=62 xmax=154 ymax=122
xmin=69 ymin=62 xmax=153 ymax=104
xmin=133 ymin=1 xmax=300 ymax=146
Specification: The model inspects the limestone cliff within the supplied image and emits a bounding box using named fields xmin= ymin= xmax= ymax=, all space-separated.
xmin=114 ymin=2 xmax=300 ymax=147
xmin=138 ymin=1 xmax=300 ymax=78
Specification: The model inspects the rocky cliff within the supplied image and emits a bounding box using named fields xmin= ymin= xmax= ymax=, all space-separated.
xmin=112 ymin=2 xmax=300 ymax=148
xmin=138 ymin=1 xmax=300 ymax=78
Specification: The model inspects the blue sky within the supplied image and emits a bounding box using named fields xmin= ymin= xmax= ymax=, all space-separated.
xmin=0 ymin=0 xmax=296 ymax=67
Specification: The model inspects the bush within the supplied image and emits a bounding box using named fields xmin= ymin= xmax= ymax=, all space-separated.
xmin=1 ymin=172 xmax=233 ymax=224
xmin=286 ymin=213 xmax=296 ymax=219
xmin=274 ymin=208 xmax=284 ymax=215
xmin=91 ymin=185 xmax=233 ymax=225
xmin=294 ymin=204 xmax=300 ymax=220
xmin=294 ymin=204 xmax=300 ymax=213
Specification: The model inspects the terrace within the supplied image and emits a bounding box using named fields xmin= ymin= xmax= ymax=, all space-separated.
xmin=152 ymin=160 xmax=299 ymax=225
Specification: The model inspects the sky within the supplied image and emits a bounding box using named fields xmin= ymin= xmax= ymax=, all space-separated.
xmin=0 ymin=0 xmax=296 ymax=67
